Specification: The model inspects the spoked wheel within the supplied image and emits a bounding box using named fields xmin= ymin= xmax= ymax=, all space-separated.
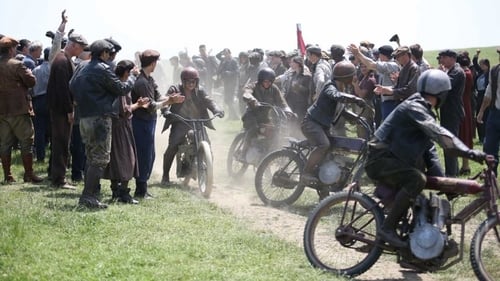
xmin=303 ymin=191 xmax=384 ymax=278
xmin=227 ymin=132 xmax=249 ymax=178
xmin=197 ymin=141 xmax=214 ymax=198
xmin=254 ymin=149 xmax=305 ymax=207
xmin=470 ymin=215 xmax=500 ymax=281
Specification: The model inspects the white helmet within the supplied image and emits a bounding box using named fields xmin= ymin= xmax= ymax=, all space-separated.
xmin=417 ymin=69 xmax=451 ymax=108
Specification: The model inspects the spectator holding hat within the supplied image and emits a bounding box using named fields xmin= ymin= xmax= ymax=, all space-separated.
xmin=0 ymin=36 xmax=43 ymax=184
xmin=46 ymin=11 xmax=88 ymax=190
xmin=349 ymin=43 xmax=401 ymax=121
xmin=372 ymin=46 xmax=420 ymax=109
xmin=437 ymin=49 xmax=466 ymax=177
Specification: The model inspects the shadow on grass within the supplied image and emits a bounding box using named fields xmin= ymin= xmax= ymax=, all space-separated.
xmin=45 ymin=201 xmax=106 ymax=213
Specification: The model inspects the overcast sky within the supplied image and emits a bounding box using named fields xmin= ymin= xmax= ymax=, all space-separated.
xmin=1 ymin=0 xmax=499 ymax=62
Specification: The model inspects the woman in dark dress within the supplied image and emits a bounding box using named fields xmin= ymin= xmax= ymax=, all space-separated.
xmin=104 ymin=60 xmax=149 ymax=204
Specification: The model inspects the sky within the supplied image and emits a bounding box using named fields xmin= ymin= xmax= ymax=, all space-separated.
xmin=1 ymin=0 xmax=499 ymax=63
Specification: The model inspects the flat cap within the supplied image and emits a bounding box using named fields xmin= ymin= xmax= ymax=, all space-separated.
xmin=89 ymin=39 xmax=114 ymax=54
xmin=378 ymin=45 xmax=394 ymax=58
xmin=68 ymin=33 xmax=88 ymax=46
xmin=438 ymin=49 xmax=457 ymax=58
xmin=306 ymin=45 xmax=322 ymax=56
xmin=330 ymin=44 xmax=345 ymax=58
xmin=392 ymin=46 xmax=411 ymax=57
xmin=0 ymin=36 xmax=19 ymax=48
xmin=105 ymin=38 xmax=121 ymax=53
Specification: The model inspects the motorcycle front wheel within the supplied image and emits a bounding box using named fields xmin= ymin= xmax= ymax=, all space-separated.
xmin=254 ymin=149 xmax=305 ymax=207
xmin=226 ymin=132 xmax=249 ymax=178
xmin=303 ymin=190 xmax=384 ymax=278
xmin=197 ymin=141 xmax=214 ymax=198
xmin=470 ymin=214 xmax=500 ymax=281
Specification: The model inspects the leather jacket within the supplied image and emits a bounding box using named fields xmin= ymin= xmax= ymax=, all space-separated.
xmin=0 ymin=56 xmax=35 ymax=117
xmin=306 ymin=81 xmax=360 ymax=128
xmin=161 ymin=84 xmax=221 ymax=133
xmin=372 ymin=93 xmax=471 ymax=170
xmin=70 ymin=58 xmax=132 ymax=118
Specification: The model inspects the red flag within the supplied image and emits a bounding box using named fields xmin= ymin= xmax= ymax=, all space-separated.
xmin=296 ymin=23 xmax=306 ymax=56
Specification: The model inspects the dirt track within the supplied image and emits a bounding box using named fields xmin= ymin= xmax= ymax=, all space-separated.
xmin=152 ymin=117 xmax=438 ymax=281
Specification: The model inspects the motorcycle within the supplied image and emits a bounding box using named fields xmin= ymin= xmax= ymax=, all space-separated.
xmin=254 ymin=106 xmax=374 ymax=207
xmin=164 ymin=111 xmax=219 ymax=198
xmin=303 ymin=154 xmax=500 ymax=280
xmin=226 ymin=103 xmax=290 ymax=178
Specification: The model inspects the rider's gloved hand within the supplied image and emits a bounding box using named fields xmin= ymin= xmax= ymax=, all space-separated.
xmin=468 ymin=149 xmax=486 ymax=164
xmin=214 ymin=110 xmax=225 ymax=118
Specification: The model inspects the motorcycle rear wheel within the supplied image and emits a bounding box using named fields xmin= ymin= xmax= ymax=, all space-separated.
xmin=470 ymin=214 xmax=500 ymax=281
xmin=303 ymin=191 xmax=384 ymax=278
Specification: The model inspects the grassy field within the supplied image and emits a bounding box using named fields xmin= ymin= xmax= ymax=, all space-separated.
xmin=424 ymin=45 xmax=499 ymax=68
xmin=0 ymin=160 xmax=333 ymax=281
xmin=2 ymin=47 xmax=500 ymax=280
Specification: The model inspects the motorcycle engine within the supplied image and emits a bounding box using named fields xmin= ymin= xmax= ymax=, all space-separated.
xmin=318 ymin=153 xmax=353 ymax=185
xmin=409 ymin=194 xmax=450 ymax=260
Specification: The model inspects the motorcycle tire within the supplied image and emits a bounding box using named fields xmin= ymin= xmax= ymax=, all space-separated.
xmin=303 ymin=190 xmax=384 ymax=278
xmin=470 ymin=214 xmax=500 ymax=281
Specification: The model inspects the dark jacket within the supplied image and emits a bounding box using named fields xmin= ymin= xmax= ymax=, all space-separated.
xmin=47 ymin=52 xmax=75 ymax=114
xmin=392 ymin=60 xmax=420 ymax=101
xmin=161 ymin=84 xmax=221 ymax=133
xmin=70 ymin=58 xmax=131 ymax=118
xmin=373 ymin=93 xmax=471 ymax=171
xmin=131 ymin=70 xmax=163 ymax=121
xmin=305 ymin=81 xmax=360 ymax=128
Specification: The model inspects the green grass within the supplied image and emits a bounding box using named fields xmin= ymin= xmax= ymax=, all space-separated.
xmin=424 ymin=45 xmax=499 ymax=68
xmin=0 ymin=175 xmax=334 ymax=281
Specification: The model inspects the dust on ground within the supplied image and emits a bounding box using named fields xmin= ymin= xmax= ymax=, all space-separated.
xmin=152 ymin=117 xmax=438 ymax=281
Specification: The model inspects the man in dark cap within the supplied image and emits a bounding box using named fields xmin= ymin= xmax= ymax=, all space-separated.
xmin=330 ymin=44 xmax=346 ymax=64
xmin=267 ymin=50 xmax=287 ymax=76
xmin=131 ymin=49 xmax=164 ymax=198
xmin=70 ymin=39 xmax=132 ymax=208
xmin=46 ymin=12 xmax=88 ymax=190
xmin=349 ymin=43 xmax=400 ymax=120
xmin=306 ymin=45 xmax=332 ymax=102
xmin=437 ymin=49 xmax=465 ymax=177
xmin=105 ymin=37 xmax=121 ymax=69
xmin=0 ymin=36 xmax=43 ymax=183
xmin=372 ymin=46 xmax=420 ymax=109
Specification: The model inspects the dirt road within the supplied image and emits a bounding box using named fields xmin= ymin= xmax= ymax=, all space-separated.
xmin=152 ymin=118 xmax=438 ymax=281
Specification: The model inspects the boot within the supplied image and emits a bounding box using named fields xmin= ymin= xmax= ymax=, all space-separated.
xmin=110 ymin=180 xmax=120 ymax=201
xmin=79 ymin=165 xmax=107 ymax=209
xmin=134 ymin=181 xmax=153 ymax=199
xmin=377 ymin=189 xmax=411 ymax=248
xmin=116 ymin=181 xmax=138 ymax=204
xmin=22 ymin=153 xmax=43 ymax=183
xmin=0 ymin=154 xmax=15 ymax=183
xmin=161 ymin=150 xmax=176 ymax=186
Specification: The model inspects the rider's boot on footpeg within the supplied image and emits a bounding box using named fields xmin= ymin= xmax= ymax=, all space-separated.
xmin=378 ymin=189 xmax=411 ymax=248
